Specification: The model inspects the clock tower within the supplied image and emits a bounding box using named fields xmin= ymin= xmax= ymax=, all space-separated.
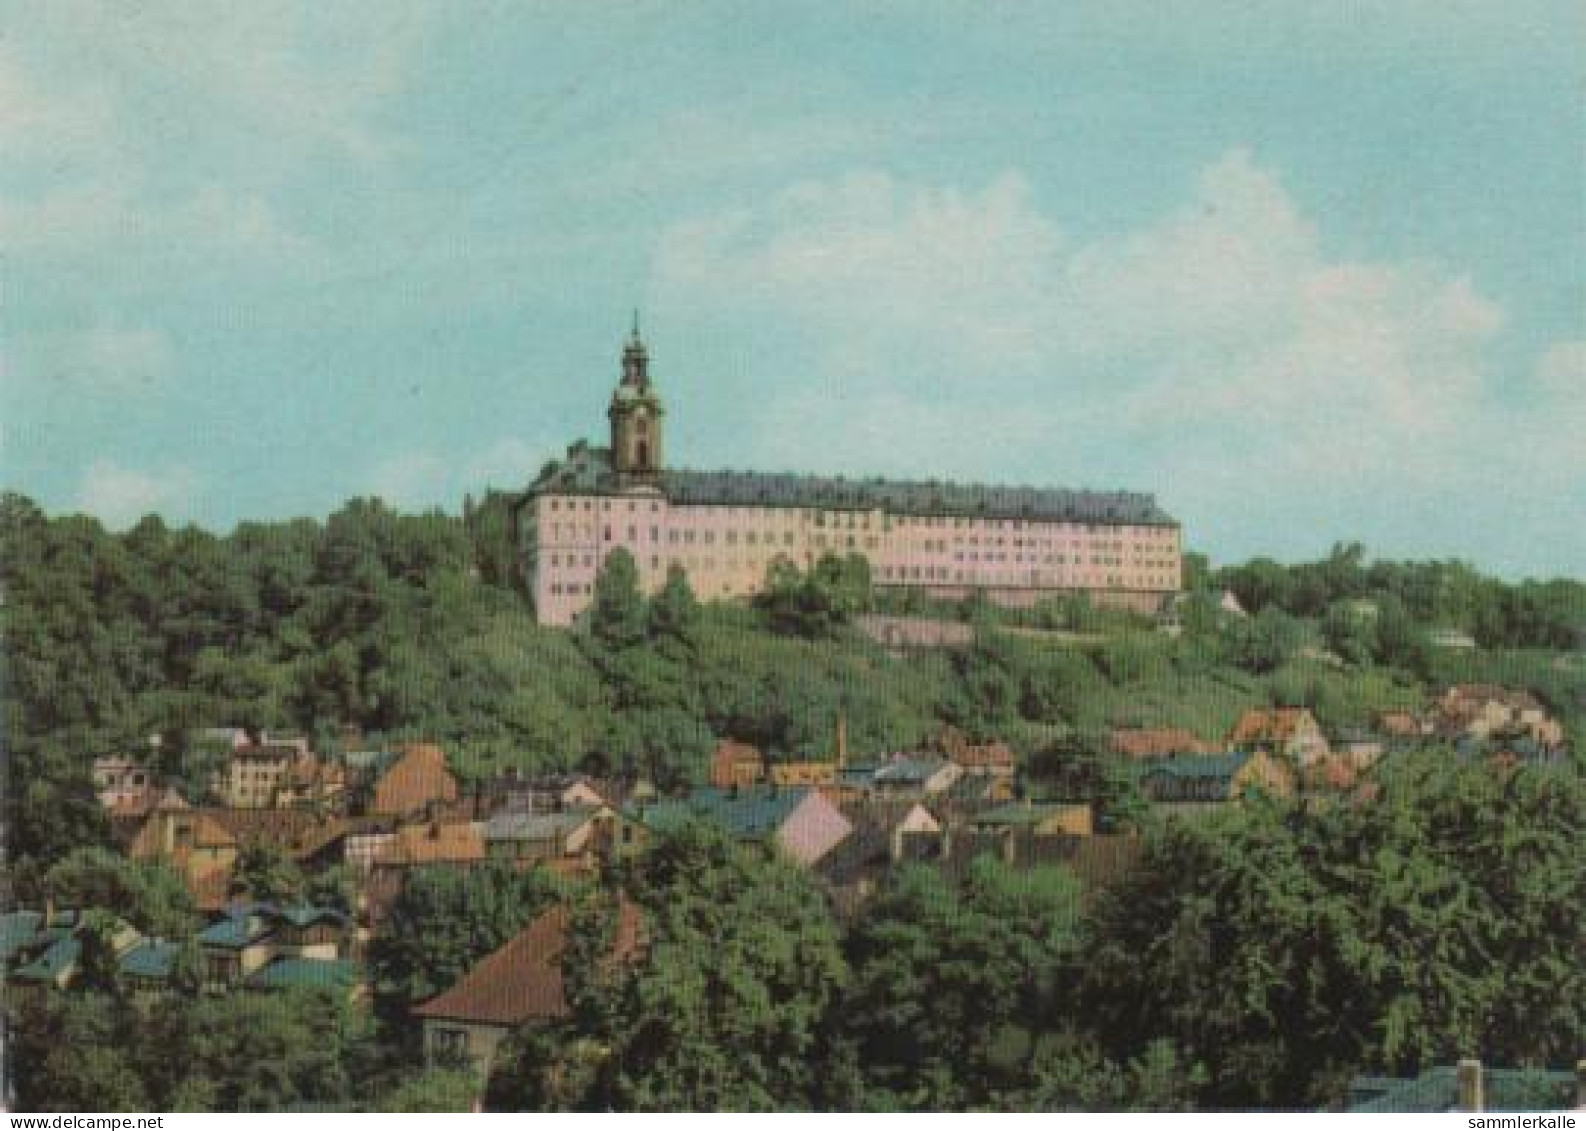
xmin=608 ymin=315 xmax=665 ymax=489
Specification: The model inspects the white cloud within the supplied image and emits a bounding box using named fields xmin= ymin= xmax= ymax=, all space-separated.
xmin=75 ymin=461 xmax=197 ymax=529
xmin=1 ymin=4 xmax=421 ymax=270
xmin=465 ymin=438 xmax=557 ymax=491
xmin=653 ymin=150 xmax=1583 ymax=568
xmin=366 ymin=452 xmax=450 ymax=510
xmin=364 ymin=435 xmax=561 ymax=511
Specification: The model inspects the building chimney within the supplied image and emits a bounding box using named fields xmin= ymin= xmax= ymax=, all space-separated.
xmin=890 ymin=822 xmax=905 ymax=864
xmin=1456 ymin=1059 xmax=1483 ymax=1113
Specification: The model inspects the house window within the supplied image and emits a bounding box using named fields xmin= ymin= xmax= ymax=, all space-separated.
xmin=433 ymin=1028 xmax=470 ymax=1058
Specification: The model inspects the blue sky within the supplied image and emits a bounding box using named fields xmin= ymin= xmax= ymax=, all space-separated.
xmin=3 ymin=2 xmax=1582 ymax=578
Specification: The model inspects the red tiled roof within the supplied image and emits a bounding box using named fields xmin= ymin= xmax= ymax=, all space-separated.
xmin=951 ymin=740 xmax=1016 ymax=768
xmin=412 ymin=900 xmax=642 ymax=1026
xmin=372 ymin=743 xmax=459 ymax=816
xmin=1300 ymin=754 xmax=1359 ymax=791
xmin=1228 ymin=707 xmax=1314 ymax=745
xmin=1376 ymin=710 xmax=1422 ymax=737
xmin=709 ymin=739 xmax=764 ymax=787
xmin=1109 ymin=727 xmax=1213 ymax=758
xmin=375 ymin=821 xmax=484 ymax=866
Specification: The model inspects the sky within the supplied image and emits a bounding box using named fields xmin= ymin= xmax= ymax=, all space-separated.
xmin=3 ymin=1 xmax=1583 ymax=578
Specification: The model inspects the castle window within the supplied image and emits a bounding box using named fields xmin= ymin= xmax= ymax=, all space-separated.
xmin=603 ymin=526 xmax=611 ymax=542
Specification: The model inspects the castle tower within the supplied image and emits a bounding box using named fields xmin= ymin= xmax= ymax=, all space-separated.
xmin=608 ymin=314 xmax=665 ymax=489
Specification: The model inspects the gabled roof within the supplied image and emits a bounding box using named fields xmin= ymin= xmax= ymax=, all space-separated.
xmin=1347 ymin=1067 xmax=1577 ymax=1113
xmin=1228 ymin=707 xmax=1316 ymax=746
xmin=948 ymin=740 xmax=1016 ymax=769
xmin=374 ymin=821 xmax=485 ymax=866
xmin=628 ymin=786 xmax=811 ymax=839
xmin=245 ymin=957 xmax=359 ymax=992
xmin=1110 ymin=727 xmax=1213 ymax=758
xmin=530 ymin=444 xmax=1178 ymax=525
xmin=120 ymin=938 xmax=181 ymax=980
xmin=412 ymin=900 xmax=642 ymax=1027
xmin=972 ymin=801 xmax=1090 ymax=827
xmin=12 ymin=933 xmax=80 ymax=982
xmin=0 ymin=911 xmax=44 ymax=962
xmin=873 ymin=757 xmax=950 ymax=785
xmin=484 ymin=808 xmax=605 ymax=843
xmin=198 ymin=911 xmax=271 ymax=950
xmin=371 ymin=743 xmax=459 ymax=816
xmin=273 ymin=903 xmax=350 ymax=930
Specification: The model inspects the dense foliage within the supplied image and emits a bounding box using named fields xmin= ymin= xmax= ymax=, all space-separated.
xmin=478 ymin=755 xmax=1582 ymax=1111
xmin=4 ymin=492 xmax=1582 ymax=1110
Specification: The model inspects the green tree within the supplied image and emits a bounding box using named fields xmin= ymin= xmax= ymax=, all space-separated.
xmin=489 ymin=824 xmax=848 ymax=1111
xmin=230 ymin=842 xmax=306 ymax=904
xmin=42 ymin=847 xmax=198 ymax=938
xmin=590 ymin=548 xmax=646 ymax=648
xmin=647 ymin=564 xmax=701 ymax=649
xmin=1082 ymin=754 xmax=1586 ymax=1109
xmin=369 ymin=862 xmax=566 ymax=1017
xmin=757 ymin=553 xmax=871 ymax=638
xmin=378 ymin=1068 xmax=481 ymax=1112
xmin=833 ymin=857 xmax=1085 ymax=1109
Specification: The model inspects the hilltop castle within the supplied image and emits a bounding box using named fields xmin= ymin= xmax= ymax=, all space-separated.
xmin=518 ymin=328 xmax=1182 ymax=626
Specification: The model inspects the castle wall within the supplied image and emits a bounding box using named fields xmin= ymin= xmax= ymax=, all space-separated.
xmin=526 ymin=491 xmax=1180 ymax=627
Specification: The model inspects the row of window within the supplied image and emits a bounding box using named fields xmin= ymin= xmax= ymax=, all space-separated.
xmin=541 ymin=495 xmax=1177 ymax=539
xmin=546 ymin=520 xmax=1176 ymax=559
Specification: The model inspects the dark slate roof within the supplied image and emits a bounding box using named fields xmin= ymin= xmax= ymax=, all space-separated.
xmin=120 ymin=938 xmax=181 ymax=980
xmin=628 ymin=786 xmax=811 ymax=840
xmin=872 ymin=757 xmax=951 ymax=785
xmin=12 ymin=934 xmax=80 ymax=982
xmin=0 ymin=911 xmax=43 ymax=963
xmin=198 ymin=911 xmax=270 ymax=949
xmin=1346 ymin=1068 xmax=1577 ymax=1113
xmin=484 ymin=809 xmax=599 ymax=842
xmin=245 ymin=957 xmax=359 ymax=992
xmin=530 ymin=443 xmax=1176 ymax=526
